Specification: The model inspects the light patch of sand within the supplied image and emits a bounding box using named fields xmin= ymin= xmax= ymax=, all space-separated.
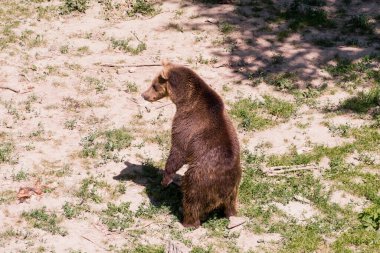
xmin=183 ymin=227 xmax=208 ymax=246
xmin=247 ymin=113 xmax=352 ymax=155
xmin=330 ymin=190 xmax=369 ymax=212
xmin=274 ymin=201 xmax=319 ymax=222
xmin=236 ymin=230 xmax=282 ymax=252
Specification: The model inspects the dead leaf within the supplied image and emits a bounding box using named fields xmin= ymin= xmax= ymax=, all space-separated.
xmin=17 ymin=180 xmax=47 ymax=202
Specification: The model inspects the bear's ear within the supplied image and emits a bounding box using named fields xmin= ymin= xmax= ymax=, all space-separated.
xmin=160 ymin=68 xmax=169 ymax=80
xmin=160 ymin=60 xmax=172 ymax=80
xmin=161 ymin=59 xmax=172 ymax=67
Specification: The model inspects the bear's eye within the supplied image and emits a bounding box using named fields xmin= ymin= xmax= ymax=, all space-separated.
xmin=153 ymin=85 xmax=158 ymax=91
xmin=158 ymin=75 xmax=166 ymax=84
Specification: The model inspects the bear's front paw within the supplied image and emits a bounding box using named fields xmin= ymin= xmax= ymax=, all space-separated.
xmin=161 ymin=173 xmax=174 ymax=187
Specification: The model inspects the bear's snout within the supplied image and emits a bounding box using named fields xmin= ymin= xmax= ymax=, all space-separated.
xmin=141 ymin=92 xmax=148 ymax=100
xmin=141 ymin=91 xmax=155 ymax=102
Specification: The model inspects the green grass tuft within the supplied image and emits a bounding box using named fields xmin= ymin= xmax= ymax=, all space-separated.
xmin=22 ymin=207 xmax=67 ymax=235
xmin=76 ymin=176 xmax=110 ymax=203
xmin=340 ymin=87 xmax=380 ymax=116
xmin=60 ymin=0 xmax=89 ymax=14
xmin=0 ymin=142 xmax=14 ymax=163
xmin=359 ymin=205 xmax=380 ymax=231
xmin=111 ymin=38 xmax=147 ymax=55
xmin=283 ymin=0 xmax=335 ymax=31
xmin=128 ymin=0 xmax=160 ymax=17
xmin=230 ymin=95 xmax=296 ymax=131
xmin=101 ymin=202 xmax=133 ymax=231
xmin=80 ymin=128 xmax=133 ymax=161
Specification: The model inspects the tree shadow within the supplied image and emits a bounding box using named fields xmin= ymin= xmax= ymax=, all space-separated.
xmin=113 ymin=161 xmax=183 ymax=220
xmin=167 ymin=0 xmax=380 ymax=87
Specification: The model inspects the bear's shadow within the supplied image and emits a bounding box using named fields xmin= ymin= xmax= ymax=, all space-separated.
xmin=113 ymin=161 xmax=183 ymax=220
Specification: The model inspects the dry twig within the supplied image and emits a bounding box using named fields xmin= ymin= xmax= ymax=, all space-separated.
xmin=99 ymin=63 xmax=162 ymax=68
xmin=81 ymin=235 xmax=110 ymax=251
xmin=262 ymin=163 xmax=319 ymax=176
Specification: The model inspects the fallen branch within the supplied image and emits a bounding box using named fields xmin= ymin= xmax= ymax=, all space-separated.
xmin=123 ymin=221 xmax=154 ymax=231
xmin=81 ymin=235 xmax=110 ymax=251
xmin=20 ymin=73 xmax=31 ymax=82
xmin=262 ymin=163 xmax=319 ymax=176
xmin=99 ymin=63 xmax=162 ymax=68
xmin=0 ymin=86 xmax=34 ymax=94
xmin=131 ymin=31 xmax=144 ymax=44
xmin=0 ymin=86 xmax=21 ymax=93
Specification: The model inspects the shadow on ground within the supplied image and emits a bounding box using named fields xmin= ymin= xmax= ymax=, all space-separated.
xmin=113 ymin=161 xmax=228 ymax=224
xmin=173 ymin=0 xmax=380 ymax=85
xmin=113 ymin=161 xmax=183 ymax=220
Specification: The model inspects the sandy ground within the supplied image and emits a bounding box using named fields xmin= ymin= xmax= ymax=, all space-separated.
xmin=0 ymin=0 xmax=379 ymax=252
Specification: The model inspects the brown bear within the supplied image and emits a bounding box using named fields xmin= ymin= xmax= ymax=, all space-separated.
xmin=141 ymin=60 xmax=241 ymax=228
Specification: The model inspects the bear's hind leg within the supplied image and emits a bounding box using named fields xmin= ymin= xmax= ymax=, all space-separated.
xmin=182 ymin=199 xmax=201 ymax=228
xmin=223 ymin=188 xmax=238 ymax=218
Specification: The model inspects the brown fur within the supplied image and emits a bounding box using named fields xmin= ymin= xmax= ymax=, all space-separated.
xmin=141 ymin=61 xmax=242 ymax=228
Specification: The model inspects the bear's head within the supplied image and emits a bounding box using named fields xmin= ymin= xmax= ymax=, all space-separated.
xmin=141 ymin=60 xmax=201 ymax=104
xmin=141 ymin=60 xmax=172 ymax=102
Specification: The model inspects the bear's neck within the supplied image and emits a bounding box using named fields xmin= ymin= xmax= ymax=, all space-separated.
xmin=173 ymin=85 xmax=223 ymax=114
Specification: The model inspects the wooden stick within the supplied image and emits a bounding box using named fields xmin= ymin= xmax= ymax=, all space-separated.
xmin=131 ymin=31 xmax=144 ymax=44
xmin=0 ymin=86 xmax=34 ymax=94
xmin=81 ymin=235 xmax=110 ymax=251
xmin=20 ymin=73 xmax=31 ymax=82
xmin=263 ymin=163 xmax=319 ymax=176
xmin=123 ymin=221 xmax=154 ymax=231
xmin=0 ymin=86 xmax=21 ymax=93
xmin=99 ymin=63 xmax=162 ymax=68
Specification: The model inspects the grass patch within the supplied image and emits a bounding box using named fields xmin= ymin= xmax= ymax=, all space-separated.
xmin=62 ymin=202 xmax=88 ymax=219
xmin=0 ymin=190 xmax=17 ymax=205
xmin=124 ymin=81 xmax=138 ymax=93
xmin=0 ymin=142 xmax=15 ymax=163
xmin=312 ymin=37 xmax=335 ymax=47
xmin=239 ymin=149 xmax=349 ymax=242
xmin=219 ymin=22 xmax=235 ymax=34
xmin=230 ymin=95 xmax=296 ymax=131
xmin=12 ymin=170 xmax=28 ymax=181
xmin=266 ymin=145 xmax=321 ymax=167
xmin=265 ymin=72 xmax=297 ymax=91
xmin=283 ymin=0 xmax=335 ymax=31
xmin=135 ymin=203 xmax=164 ymax=219
xmin=278 ymin=223 xmax=322 ymax=253
xmin=324 ymin=55 xmax=380 ymax=90
xmin=76 ymin=176 xmax=110 ymax=203
xmin=359 ymin=205 xmax=380 ymax=231
xmin=203 ymin=214 xmax=229 ymax=237
xmin=123 ymin=244 xmax=165 ymax=253
xmin=346 ymin=14 xmax=374 ymax=34
xmin=230 ymin=98 xmax=272 ymax=131
xmin=64 ymin=119 xmax=77 ymax=130
xmin=84 ymin=76 xmax=108 ymax=93
xmin=80 ymin=128 xmax=133 ymax=161
xmin=127 ymin=0 xmax=160 ymax=17
xmin=101 ymin=202 xmax=133 ymax=231
xmin=60 ymin=0 xmax=89 ymax=14
xmin=264 ymin=96 xmax=296 ymax=118
xmin=333 ymin=228 xmax=380 ymax=252
xmin=111 ymin=37 xmax=147 ymax=55
xmin=191 ymin=246 xmax=214 ymax=253
xmin=22 ymin=207 xmax=67 ymax=235
xmin=339 ymin=87 xmax=380 ymax=117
